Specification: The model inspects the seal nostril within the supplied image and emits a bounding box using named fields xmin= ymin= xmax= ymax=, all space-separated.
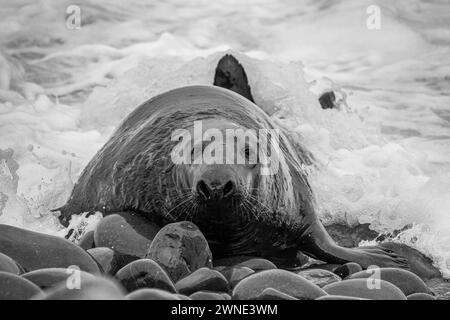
xmin=222 ymin=180 xmax=235 ymax=198
xmin=196 ymin=180 xmax=212 ymax=200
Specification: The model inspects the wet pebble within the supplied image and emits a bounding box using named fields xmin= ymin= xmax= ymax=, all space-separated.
xmin=232 ymin=269 xmax=326 ymax=300
xmin=175 ymin=267 xmax=229 ymax=296
xmin=35 ymin=277 xmax=125 ymax=300
xmin=0 ymin=252 xmax=24 ymax=275
xmin=146 ymin=221 xmax=212 ymax=282
xmin=22 ymin=267 xmax=95 ymax=290
xmin=407 ymin=293 xmax=436 ymax=300
xmin=0 ymin=224 xmax=100 ymax=274
xmin=254 ymin=288 xmax=297 ymax=300
xmin=126 ymin=288 xmax=182 ymax=300
xmin=348 ymin=267 xmax=429 ymax=296
xmin=236 ymin=258 xmax=277 ymax=272
xmin=94 ymin=212 xmax=160 ymax=258
xmin=115 ymin=258 xmax=176 ymax=293
xmin=297 ymin=269 xmax=341 ymax=288
xmin=0 ymin=271 xmax=42 ymax=300
xmin=323 ymin=279 xmax=407 ymax=300
xmin=78 ymin=230 xmax=95 ymax=250
xmin=220 ymin=266 xmax=255 ymax=288
xmin=190 ymin=291 xmax=231 ymax=300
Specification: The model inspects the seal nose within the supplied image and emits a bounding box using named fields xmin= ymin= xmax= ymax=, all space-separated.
xmin=196 ymin=179 xmax=235 ymax=200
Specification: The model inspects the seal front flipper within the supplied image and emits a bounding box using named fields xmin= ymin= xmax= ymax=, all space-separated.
xmin=213 ymin=54 xmax=255 ymax=102
xmin=297 ymin=219 xmax=409 ymax=269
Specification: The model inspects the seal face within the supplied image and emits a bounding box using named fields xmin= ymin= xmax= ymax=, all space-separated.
xmin=57 ymin=55 xmax=408 ymax=269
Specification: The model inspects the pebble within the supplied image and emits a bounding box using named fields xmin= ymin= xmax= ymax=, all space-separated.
xmin=0 ymin=252 xmax=24 ymax=275
xmin=78 ymin=230 xmax=95 ymax=250
xmin=94 ymin=212 xmax=160 ymax=258
xmin=254 ymin=288 xmax=297 ymax=300
xmin=236 ymin=258 xmax=277 ymax=271
xmin=115 ymin=258 xmax=176 ymax=293
xmin=126 ymin=288 xmax=182 ymax=300
xmin=348 ymin=267 xmax=430 ymax=296
xmin=35 ymin=277 xmax=125 ymax=300
xmin=297 ymin=269 xmax=341 ymax=288
xmin=190 ymin=291 xmax=231 ymax=300
xmin=0 ymin=271 xmax=42 ymax=300
xmin=323 ymin=279 xmax=407 ymax=300
xmin=232 ymin=269 xmax=327 ymax=300
xmin=407 ymin=293 xmax=436 ymax=300
xmin=146 ymin=221 xmax=212 ymax=282
xmin=22 ymin=267 xmax=95 ymax=289
xmin=175 ymin=267 xmax=229 ymax=295
xmin=0 ymin=224 xmax=100 ymax=274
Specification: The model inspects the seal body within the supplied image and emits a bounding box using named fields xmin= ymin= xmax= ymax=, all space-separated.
xmin=58 ymin=58 xmax=408 ymax=269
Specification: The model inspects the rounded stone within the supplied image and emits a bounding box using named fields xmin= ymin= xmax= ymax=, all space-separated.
xmin=126 ymin=288 xmax=182 ymax=300
xmin=333 ymin=262 xmax=362 ymax=278
xmin=78 ymin=230 xmax=95 ymax=250
xmin=348 ymin=267 xmax=429 ymax=296
xmin=220 ymin=266 xmax=255 ymax=288
xmin=0 ymin=224 xmax=100 ymax=274
xmin=94 ymin=212 xmax=160 ymax=258
xmin=0 ymin=271 xmax=42 ymax=300
xmin=146 ymin=221 xmax=212 ymax=282
xmin=236 ymin=258 xmax=277 ymax=271
xmin=407 ymin=293 xmax=436 ymax=300
xmin=316 ymin=295 xmax=368 ymax=300
xmin=175 ymin=267 xmax=229 ymax=296
xmin=190 ymin=291 xmax=231 ymax=300
xmin=0 ymin=252 xmax=24 ymax=275
xmin=87 ymin=247 xmax=137 ymax=275
xmin=323 ymin=279 xmax=407 ymax=300
xmin=297 ymin=269 xmax=341 ymax=288
xmin=254 ymin=288 xmax=297 ymax=300
xmin=232 ymin=269 xmax=327 ymax=300
xmin=22 ymin=267 xmax=96 ymax=289
xmin=35 ymin=276 xmax=125 ymax=300
xmin=115 ymin=258 xmax=176 ymax=293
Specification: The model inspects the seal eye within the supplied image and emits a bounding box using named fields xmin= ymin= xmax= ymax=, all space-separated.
xmin=244 ymin=145 xmax=257 ymax=168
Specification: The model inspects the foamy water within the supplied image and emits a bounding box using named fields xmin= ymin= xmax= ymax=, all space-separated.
xmin=0 ymin=0 xmax=449 ymax=277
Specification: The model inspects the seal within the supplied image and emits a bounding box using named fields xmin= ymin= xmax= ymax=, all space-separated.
xmin=56 ymin=54 xmax=408 ymax=269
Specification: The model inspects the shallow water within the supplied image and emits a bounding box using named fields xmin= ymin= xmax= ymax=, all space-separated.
xmin=0 ymin=0 xmax=449 ymax=277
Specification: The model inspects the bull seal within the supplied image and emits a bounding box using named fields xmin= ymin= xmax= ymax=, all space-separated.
xmin=56 ymin=55 xmax=407 ymax=269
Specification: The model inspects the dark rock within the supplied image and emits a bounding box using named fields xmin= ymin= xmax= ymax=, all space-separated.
xmin=333 ymin=262 xmax=362 ymax=278
xmin=78 ymin=230 xmax=95 ymax=250
xmin=87 ymin=247 xmax=137 ymax=275
xmin=254 ymin=288 xmax=297 ymax=300
xmin=348 ymin=267 xmax=429 ymax=296
xmin=0 ymin=224 xmax=100 ymax=274
xmin=126 ymin=288 xmax=182 ymax=300
xmin=0 ymin=271 xmax=42 ymax=300
xmin=146 ymin=221 xmax=212 ymax=282
xmin=190 ymin=291 xmax=230 ymax=300
xmin=325 ymin=223 xmax=379 ymax=247
xmin=220 ymin=266 xmax=255 ymax=288
xmin=316 ymin=295 xmax=368 ymax=300
xmin=0 ymin=252 xmax=24 ymax=275
xmin=34 ymin=277 xmax=125 ymax=300
xmin=407 ymin=293 xmax=436 ymax=300
xmin=115 ymin=258 xmax=176 ymax=293
xmin=318 ymin=91 xmax=336 ymax=110
xmin=379 ymin=242 xmax=441 ymax=280
xmin=323 ymin=279 xmax=406 ymax=300
xmin=22 ymin=267 xmax=95 ymax=289
xmin=236 ymin=258 xmax=277 ymax=271
xmin=175 ymin=267 xmax=229 ymax=295
xmin=232 ymin=269 xmax=326 ymax=300
xmin=94 ymin=212 xmax=160 ymax=258
xmin=297 ymin=269 xmax=341 ymax=288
